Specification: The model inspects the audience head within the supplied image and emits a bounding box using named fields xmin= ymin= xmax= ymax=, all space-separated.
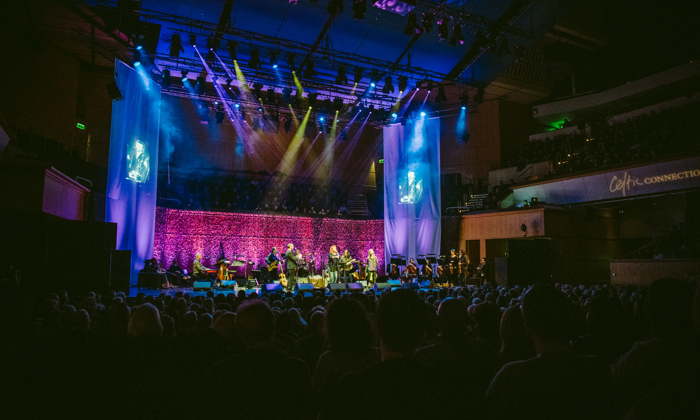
xmin=326 ymin=298 xmax=374 ymax=352
xmin=377 ymin=289 xmax=427 ymax=356
xmin=436 ymin=297 xmax=468 ymax=338
xmin=646 ymin=277 xmax=695 ymax=341
xmin=128 ymin=303 xmax=163 ymax=338
xmin=235 ymin=300 xmax=275 ymax=347
xmin=500 ymin=305 xmax=536 ymax=358
xmin=521 ymin=284 xmax=573 ymax=346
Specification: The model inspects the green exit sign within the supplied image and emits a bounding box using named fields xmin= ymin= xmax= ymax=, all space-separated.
xmin=76 ymin=123 xmax=86 ymax=130
xmin=378 ymin=159 xmax=384 ymax=164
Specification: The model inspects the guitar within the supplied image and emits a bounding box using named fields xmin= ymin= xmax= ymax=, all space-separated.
xmin=267 ymin=254 xmax=282 ymax=271
xmin=279 ymin=273 xmax=287 ymax=287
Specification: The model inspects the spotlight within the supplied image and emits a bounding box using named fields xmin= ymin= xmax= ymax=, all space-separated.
xmin=459 ymin=93 xmax=469 ymax=109
xmin=134 ymin=61 xmax=141 ymax=67
xmin=196 ymin=76 xmax=206 ymax=94
xmin=353 ymin=0 xmax=366 ymax=20
xmin=416 ymin=80 xmax=422 ymax=90
xmin=181 ymin=70 xmax=189 ymax=82
xmin=369 ymin=70 xmax=381 ymax=87
xmin=304 ymin=60 xmax=317 ymax=78
xmin=398 ymin=75 xmax=408 ymax=92
xmin=282 ymin=87 xmax=293 ymax=103
xmin=216 ymin=110 xmax=225 ymax=125
xmin=421 ymin=13 xmax=433 ymax=33
xmin=473 ymin=31 xmax=488 ymax=51
xmin=391 ymin=112 xmax=397 ymax=118
xmin=474 ymin=87 xmax=484 ymax=104
xmin=225 ymin=78 xmax=233 ymax=89
xmin=136 ymin=45 xmax=143 ymax=50
xmin=266 ymin=88 xmax=276 ymax=103
xmin=253 ymin=83 xmax=263 ymax=99
xmin=438 ymin=18 xmax=449 ymax=42
xmin=319 ymin=116 xmax=325 ymax=122
xmin=270 ymin=51 xmax=279 ymax=68
xmin=249 ymin=48 xmax=262 ymax=69
xmin=323 ymin=98 xmax=332 ymax=113
xmin=353 ymin=67 xmax=363 ymax=84
xmin=333 ymin=97 xmax=344 ymax=111
xmin=161 ymin=69 xmax=171 ymax=87
xmin=435 ymin=86 xmax=447 ymax=103
xmin=420 ymin=111 xmax=426 ymax=117
xmin=234 ymin=103 xmax=240 ymax=108
xmin=449 ymin=24 xmax=464 ymax=46
xmin=382 ymin=76 xmax=394 ymax=94
xmin=189 ymin=34 xmax=196 ymax=47
xmin=308 ymin=92 xmax=318 ymax=108
xmin=427 ymin=80 xmax=434 ymax=92
xmin=258 ymin=106 xmax=263 ymax=112
xmin=335 ymin=66 xmax=348 ymax=84
xmin=287 ymin=53 xmax=297 ymax=71
xmin=460 ymin=131 xmax=471 ymax=143
xmin=404 ymin=13 xmax=420 ymax=35
xmin=227 ymin=40 xmax=238 ymax=61
xmin=170 ymin=34 xmax=184 ymax=57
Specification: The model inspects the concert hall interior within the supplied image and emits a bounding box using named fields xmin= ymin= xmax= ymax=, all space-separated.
xmin=1 ymin=0 xmax=700 ymax=418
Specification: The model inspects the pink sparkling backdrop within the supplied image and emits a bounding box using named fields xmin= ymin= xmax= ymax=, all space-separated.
xmin=154 ymin=208 xmax=385 ymax=274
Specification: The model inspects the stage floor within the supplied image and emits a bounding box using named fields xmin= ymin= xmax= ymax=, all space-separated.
xmin=128 ymin=286 xmax=263 ymax=298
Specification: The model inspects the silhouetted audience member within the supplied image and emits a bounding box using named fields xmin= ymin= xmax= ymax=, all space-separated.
xmin=486 ymin=284 xmax=615 ymax=420
xmin=321 ymin=289 xmax=461 ymax=419
xmin=497 ymin=305 xmax=536 ymax=367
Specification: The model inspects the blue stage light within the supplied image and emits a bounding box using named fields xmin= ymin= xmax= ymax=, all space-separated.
xmin=461 ymin=105 xmax=466 ymax=110
xmin=420 ymin=111 xmax=426 ymax=117
xmin=136 ymin=45 xmax=143 ymax=50
xmin=273 ymin=63 xmax=278 ymax=69
xmin=370 ymin=82 xmax=376 ymax=87
xmin=234 ymin=103 xmax=240 ymax=108
xmin=182 ymin=77 xmax=187 ymax=82
xmin=391 ymin=113 xmax=398 ymax=118
xmin=319 ymin=116 xmax=325 ymax=121
xmin=134 ymin=61 xmax=141 ymax=67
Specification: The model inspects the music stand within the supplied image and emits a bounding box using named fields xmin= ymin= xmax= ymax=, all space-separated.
xmin=426 ymin=254 xmax=437 ymax=264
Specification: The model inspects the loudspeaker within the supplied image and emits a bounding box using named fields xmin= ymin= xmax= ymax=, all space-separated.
xmin=106 ymin=81 xmax=123 ymax=101
xmin=375 ymin=282 xmax=391 ymax=291
xmin=498 ymin=239 xmax=551 ymax=287
xmin=193 ymin=281 xmax=212 ymax=291
xmin=388 ymin=280 xmax=401 ymax=287
xmin=329 ymin=283 xmax=346 ymax=292
xmin=297 ymin=277 xmax=309 ymax=283
xmin=263 ymin=283 xmax=283 ymax=292
xmin=246 ymin=279 xmax=257 ymax=289
xmin=221 ymin=280 xmax=237 ymax=288
xmin=402 ymin=282 xmax=419 ymax=290
xmin=347 ymin=283 xmax=363 ymax=292
xmin=420 ymin=280 xmax=432 ymax=288
xmin=298 ymin=283 xmax=314 ymax=291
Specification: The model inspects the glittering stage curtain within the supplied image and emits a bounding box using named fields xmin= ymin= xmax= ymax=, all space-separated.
xmin=153 ymin=208 xmax=385 ymax=274
xmin=383 ymin=118 xmax=441 ymax=265
xmin=106 ymin=60 xmax=161 ymax=282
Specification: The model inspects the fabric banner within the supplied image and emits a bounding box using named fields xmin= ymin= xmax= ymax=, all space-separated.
xmin=153 ymin=208 xmax=385 ymax=274
xmin=106 ymin=60 xmax=161 ymax=282
xmin=383 ymin=118 xmax=441 ymax=266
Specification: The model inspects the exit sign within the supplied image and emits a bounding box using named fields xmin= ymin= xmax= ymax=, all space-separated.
xmin=378 ymin=159 xmax=384 ymax=163
xmin=76 ymin=123 xmax=86 ymax=130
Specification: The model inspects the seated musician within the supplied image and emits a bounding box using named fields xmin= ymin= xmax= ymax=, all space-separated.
xmin=388 ymin=264 xmax=400 ymax=280
xmin=403 ymin=258 xmax=418 ymax=282
xmin=167 ymin=258 xmax=187 ymax=286
xmin=141 ymin=258 xmax=157 ymax=273
xmin=420 ymin=262 xmax=433 ymax=279
xmin=192 ymin=253 xmax=211 ymax=279
xmin=265 ymin=247 xmax=279 ymax=283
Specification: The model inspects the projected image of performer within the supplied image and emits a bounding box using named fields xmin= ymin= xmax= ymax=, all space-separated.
xmin=265 ymin=247 xmax=280 ymax=283
xmin=328 ymin=245 xmax=340 ymax=283
xmin=399 ymin=170 xmax=423 ymax=204
xmin=192 ymin=253 xmax=211 ymax=279
xmin=126 ymin=140 xmax=150 ymax=183
xmin=366 ymin=249 xmax=378 ymax=286
xmin=284 ymin=243 xmax=303 ymax=292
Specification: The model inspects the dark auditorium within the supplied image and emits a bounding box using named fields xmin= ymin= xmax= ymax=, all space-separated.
xmin=2 ymin=0 xmax=700 ymax=418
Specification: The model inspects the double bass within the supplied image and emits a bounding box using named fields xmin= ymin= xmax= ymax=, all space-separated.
xmin=216 ymin=243 xmax=231 ymax=282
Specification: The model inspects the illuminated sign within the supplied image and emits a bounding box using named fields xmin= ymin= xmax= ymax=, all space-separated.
xmin=378 ymin=159 xmax=384 ymax=164
xmin=609 ymin=170 xmax=700 ymax=196
xmin=76 ymin=123 xmax=85 ymax=130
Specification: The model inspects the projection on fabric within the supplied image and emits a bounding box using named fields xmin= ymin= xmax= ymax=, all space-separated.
xmin=106 ymin=60 xmax=161 ymax=283
xmin=383 ymin=118 xmax=441 ymax=265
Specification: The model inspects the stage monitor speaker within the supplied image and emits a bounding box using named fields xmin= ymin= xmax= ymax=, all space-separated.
xmin=297 ymin=277 xmax=309 ymax=283
xmin=246 ymin=279 xmax=257 ymax=289
xmin=347 ymin=283 xmax=363 ymax=292
xmin=420 ymin=280 xmax=432 ymax=288
xmin=329 ymin=284 xmax=346 ymax=292
xmin=402 ymin=282 xmax=419 ymax=290
xmin=221 ymin=280 xmax=237 ymax=288
xmin=298 ymin=283 xmax=314 ymax=291
xmin=263 ymin=283 xmax=283 ymax=292
xmin=388 ymin=280 xmax=401 ymax=287
xmin=375 ymin=282 xmax=391 ymax=291
xmin=193 ymin=281 xmax=212 ymax=291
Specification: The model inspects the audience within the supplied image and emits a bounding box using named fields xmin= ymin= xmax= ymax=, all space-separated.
xmin=3 ymin=272 xmax=699 ymax=419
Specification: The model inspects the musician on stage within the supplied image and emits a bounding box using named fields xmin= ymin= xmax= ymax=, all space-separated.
xmin=167 ymin=258 xmax=187 ymax=286
xmin=403 ymin=258 xmax=418 ymax=282
xmin=477 ymin=257 xmax=491 ymax=287
xmin=193 ymin=253 xmax=211 ymax=279
xmin=339 ymin=250 xmax=352 ymax=283
xmin=420 ymin=260 xmax=433 ymax=279
xmin=265 ymin=247 xmax=280 ymax=283
xmin=446 ymin=249 xmax=459 ymax=287
xmin=459 ymin=250 xmax=470 ymax=286
xmin=366 ymin=249 xmax=378 ymax=287
xmin=328 ymin=245 xmax=340 ymax=283
xmin=284 ymin=243 xmax=303 ymax=292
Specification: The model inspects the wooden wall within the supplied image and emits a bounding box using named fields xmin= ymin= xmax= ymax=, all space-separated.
xmin=610 ymin=260 xmax=700 ymax=285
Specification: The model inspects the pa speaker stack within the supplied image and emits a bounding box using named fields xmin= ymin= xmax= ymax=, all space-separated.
xmin=347 ymin=283 xmax=364 ymax=292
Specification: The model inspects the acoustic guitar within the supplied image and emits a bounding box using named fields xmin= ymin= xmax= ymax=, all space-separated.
xmin=279 ymin=273 xmax=288 ymax=287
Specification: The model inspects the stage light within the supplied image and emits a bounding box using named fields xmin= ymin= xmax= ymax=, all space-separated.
xmin=448 ymin=24 xmax=464 ymax=46
xmin=323 ymin=98 xmax=332 ymax=113
xmin=369 ymin=70 xmax=381 ymax=87
xmin=214 ymin=101 xmax=218 ymax=105
xmin=225 ymin=78 xmax=233 ymax=89
xmin=227 ymin=40 xmax=238 ymax=61
xmin=327 ymin=0 xmax=343 ymax=15
xmin=106 ymin=80 xmax=123 ymax=101
xmin=353 ymin=0 xmax=366 ymax=20
xmin=134 ymin=61 xmax=141 ymax=67
xmin=287 ymin=53 xmax=296 ymax=71
xmin=308 ymin=92 xmax=318 ymax=108
xmin=258 ymin=106 xmax=263 ymax=112
xmin=398 ymin=75 xmax=408 ymax=92
xmin=282 ymin=87 xmax=293 ymax=103
xmin=249 ymin=48 xmax=262 ymax=69
xmin=421 ymin=13 xmax=433 ymax=33
xmin=234 ymin=103 xmax=240 ymax=108
xmin=170 ymin=34 xmax=184 ymax=57
xmin=438 ymin=18 xmax=449 ymax=42
xmin=136 ymin=45 xmax=143 ymax=50
xmin=161 ymin=69 xmax=171 ymax=87
xmin=391 ymin=112 xmax=397 ymax=118
xmin=416 ymin=80 xmax=422 ymax=90
xmin=304 ymin=60 xmax=317 ymax=78
xmin=270 ymin=51 xmax=279 ymax=68
xmin=335 ymin=66 xmax=348 ymax=84
xmin=284 ymin=119 xmax=292 ymax=133
xmin=435 ymin=86 xmax=447 ymax=103
xmin=189 ymin=34 xmax=197 ymax=47
xmin=333 ymin=97 xmax=344 ymax=111
xmin=427 ymin=80 xmax=434 ymax=92
xmin=267 ymin=88 xmax=276 ymax=103
xmin=459 ymin=93 xmax=469 ymax=109
xmin=319 ymin=116 xmax=325 ymax=122
xmin=253 ymin=83 xmax=263 ymax=99
xmin=460 ymin=131 xmax=471 ymax=143
xmin=420 ymin=111 xmax=426 ymax=117
xmin=196 ymin=76 xmax=206 ymax=94
xmin=404 ymin=13 xmax=420 ymax=35
xmin=382 ymin=76 xmax=394 ymax=94
xmin=474 ymin=87 xmax=484 ymax=104
xmin=216 ymin=110 xmax=225 ymax=124
xmin=181 ymin=70 xmax=189 ymax=82
xmin=354 ymin=67 xmax=363 ymax=84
